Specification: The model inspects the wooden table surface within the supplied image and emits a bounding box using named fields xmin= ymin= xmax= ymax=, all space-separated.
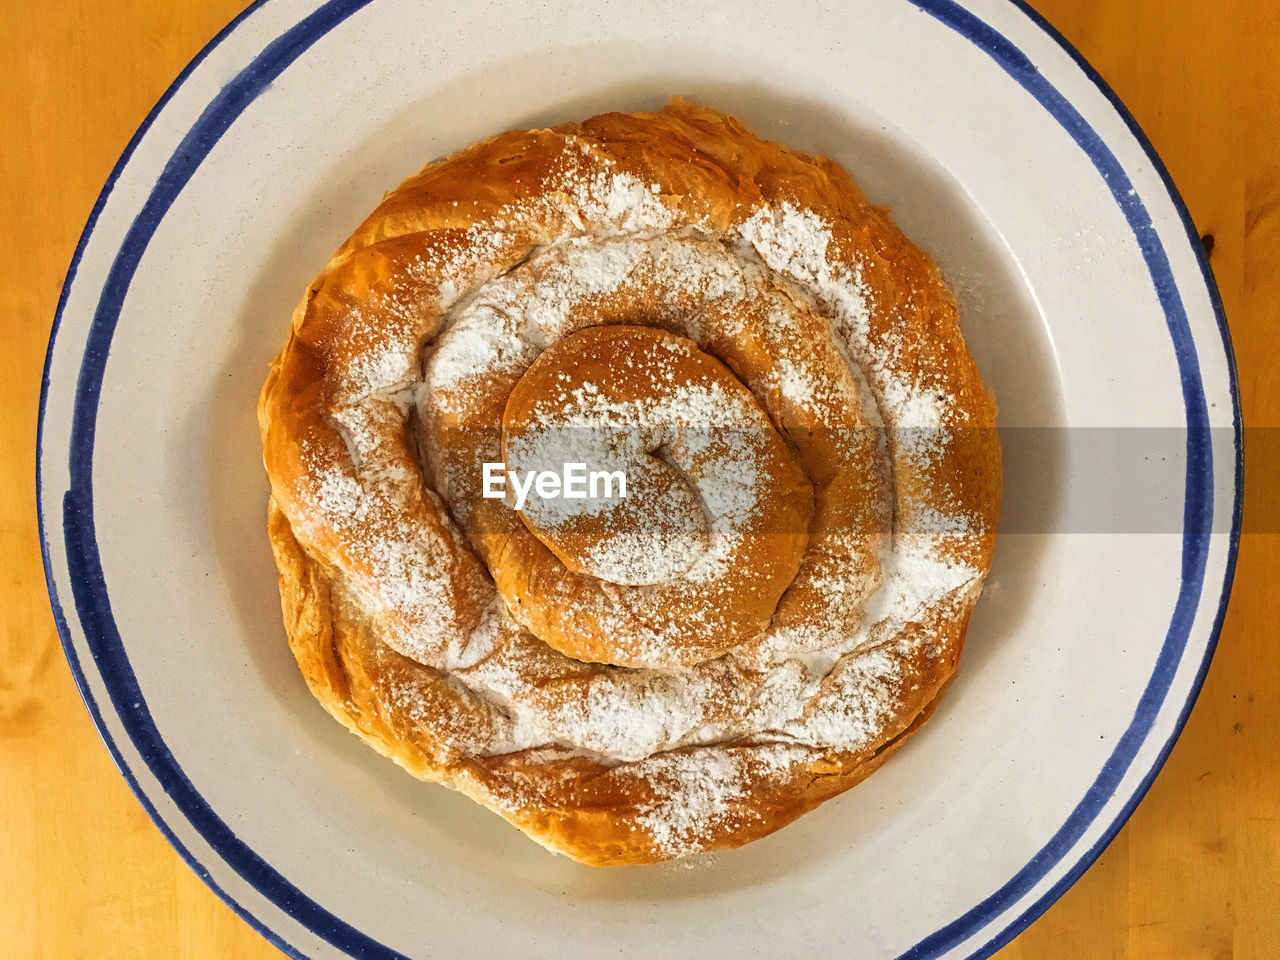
xmin=2 ymin=2 xmax=1275 ymax=958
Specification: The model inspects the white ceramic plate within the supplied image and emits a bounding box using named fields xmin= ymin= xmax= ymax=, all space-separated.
xmin=38 ymin=1 xmax=1240 ymax=958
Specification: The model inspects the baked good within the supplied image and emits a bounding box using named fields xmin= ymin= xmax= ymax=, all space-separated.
xmin=258 ymin=100 xmax=1000 ymax=865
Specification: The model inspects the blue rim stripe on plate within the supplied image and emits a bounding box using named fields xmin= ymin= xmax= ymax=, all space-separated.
xmin=35 ymin=2 xmax=1242 ymax=959
xmin=39 ymin=1 xmax=384 ymax=958
xmin=946 ymin=1 xmax=1243 ymax=955
xmin=35 ymin=0 xmax=311 ymax=955
xmin=898 ymin=1 xmax=1228 ymax=957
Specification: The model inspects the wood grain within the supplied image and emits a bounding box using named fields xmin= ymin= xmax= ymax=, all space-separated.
xmin=0 ymin=2 xmax=1274 ymax=958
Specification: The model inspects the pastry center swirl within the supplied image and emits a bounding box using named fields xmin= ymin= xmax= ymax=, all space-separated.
xmin=499 ymin=324 xmax=813 ymax=666
xmin=416 ymin=234 xmax=894 ymax=673
xmin=503 ymin=326 xmax=712 ymax=587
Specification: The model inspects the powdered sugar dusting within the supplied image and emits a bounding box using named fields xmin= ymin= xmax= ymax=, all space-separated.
xmin=285 ymin=141 xmax=990 ymax=857
xmin=861 ymin=539 xmax=979 ymax=629
xmin=582 ymin=525 xmax=706 ymax=586
xmin=635 ymin=744 xmax=809 ymax=855
xmin=636 ymin=751 xmax=747 ymax=854
xmin=739 ymin=201 xmax=956 ymax=460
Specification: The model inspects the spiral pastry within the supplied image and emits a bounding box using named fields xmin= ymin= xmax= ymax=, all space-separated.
xmin=259 ymin=100 xmax=1000 ymax=865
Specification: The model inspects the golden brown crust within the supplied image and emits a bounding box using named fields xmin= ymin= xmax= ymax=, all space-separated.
xmin=259 ymin=99 xmax=1000 ymax=865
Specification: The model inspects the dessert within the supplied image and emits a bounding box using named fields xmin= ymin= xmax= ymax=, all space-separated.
xmin=258 ymin=100 xmax=1000 ymax=865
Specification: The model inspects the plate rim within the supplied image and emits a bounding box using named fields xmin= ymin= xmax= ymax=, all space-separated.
xmin=35 ymin=1 xmax=1243 ymax=958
